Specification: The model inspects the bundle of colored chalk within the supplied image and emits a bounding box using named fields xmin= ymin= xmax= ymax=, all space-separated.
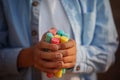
xmin=45 ymin=28 xmax=70 ymax=78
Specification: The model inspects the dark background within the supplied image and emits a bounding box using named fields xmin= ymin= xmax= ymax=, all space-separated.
xmin=98 ymin=0 xmax=120 ymax=80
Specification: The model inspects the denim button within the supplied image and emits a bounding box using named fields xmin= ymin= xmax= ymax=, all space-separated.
xmin=32 ymin=1 xmax=39 ymax=6
xmin=32 ymin=30 xmax=37 ymax=36
xmin=76 ymin=65 xmax=80 ymax=71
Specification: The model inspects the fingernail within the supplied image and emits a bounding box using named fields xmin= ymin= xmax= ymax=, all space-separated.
xmin=57 ymin=61 xmax=62 ymax=67
xmin=56 ymin=53 xmax=63 ymax=59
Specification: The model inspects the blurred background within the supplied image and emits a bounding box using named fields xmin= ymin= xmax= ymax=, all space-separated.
xmin=98 ymin=0 xmax=120 ymax=80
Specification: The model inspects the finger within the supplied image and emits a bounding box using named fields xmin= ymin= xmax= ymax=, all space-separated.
xmin=63 ymin=55 xmax=76 ymax=63
xmin=38 ymin=41 xmax=59 ymax=51
xmin=34 ymin=57 xmax=62 ymax=69
xmin=35 ymin=59 xmax=57 ymax=68
xmin=34 ymin=63 xmax=60 ymax=73
xmin=36 ymin=50 xmax=63 ymax=61
xmin=58 ymin=39 xmax=76 ymax=50
xmin=58 ymin=46 xmax=76 ymax=57
xmin=41 ymin=27 xmax=57 ymax=41
xmin=62 ymin=62 xmax=75 ymax=69
xmin=41 ymin=32 xmax=48 ymax=41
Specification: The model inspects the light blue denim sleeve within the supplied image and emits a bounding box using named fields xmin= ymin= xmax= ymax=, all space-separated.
xmin=0 ymin=1 xmax=22 ymax=76
xmin=73 ymin=0 xmax=119 ymax=73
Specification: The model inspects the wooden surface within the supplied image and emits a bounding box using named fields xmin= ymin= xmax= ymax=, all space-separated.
xmin=98 ymin=0 xmax=120 ymax=80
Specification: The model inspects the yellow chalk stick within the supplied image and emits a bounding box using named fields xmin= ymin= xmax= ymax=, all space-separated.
xmin=54 ymin=35 xmax=61 ymax=39
xmin=60 ymin=36 xmax=69 ymax=43
xmin=55 ymin=69 xmax=62 ymax=78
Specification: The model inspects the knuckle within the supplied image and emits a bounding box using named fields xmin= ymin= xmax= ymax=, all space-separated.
xmin=63 ymin=58 xmax=66 ymax=63
xmin=65 ymin=50 xmax=69 ymax=56
xmin=51 ymin=44 xmax=58 ymax=51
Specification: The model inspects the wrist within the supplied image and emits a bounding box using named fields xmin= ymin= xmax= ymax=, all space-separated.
xmin=17 ymin=48 xmax=33 ymax=68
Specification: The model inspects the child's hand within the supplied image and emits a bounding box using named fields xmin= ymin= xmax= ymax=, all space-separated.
xmin=33 ymin=40 xmax=63 ymax=74
xmin=57 ymin=39 xmax=76 ymax=69
xmin=33 ymin=39 xmax=76 ymax=74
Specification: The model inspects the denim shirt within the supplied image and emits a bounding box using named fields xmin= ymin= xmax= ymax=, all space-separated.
xmin=0 ymin=0 xmax=119 ymax=80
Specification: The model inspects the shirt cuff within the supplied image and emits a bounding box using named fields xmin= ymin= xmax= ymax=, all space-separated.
xmin=73 ymin=62 xmax=93 ymax=73
xmin=72 ymin=46 xmax=94 ymax=74
xmin=3 ymin=48 xmax=23 ymax=75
